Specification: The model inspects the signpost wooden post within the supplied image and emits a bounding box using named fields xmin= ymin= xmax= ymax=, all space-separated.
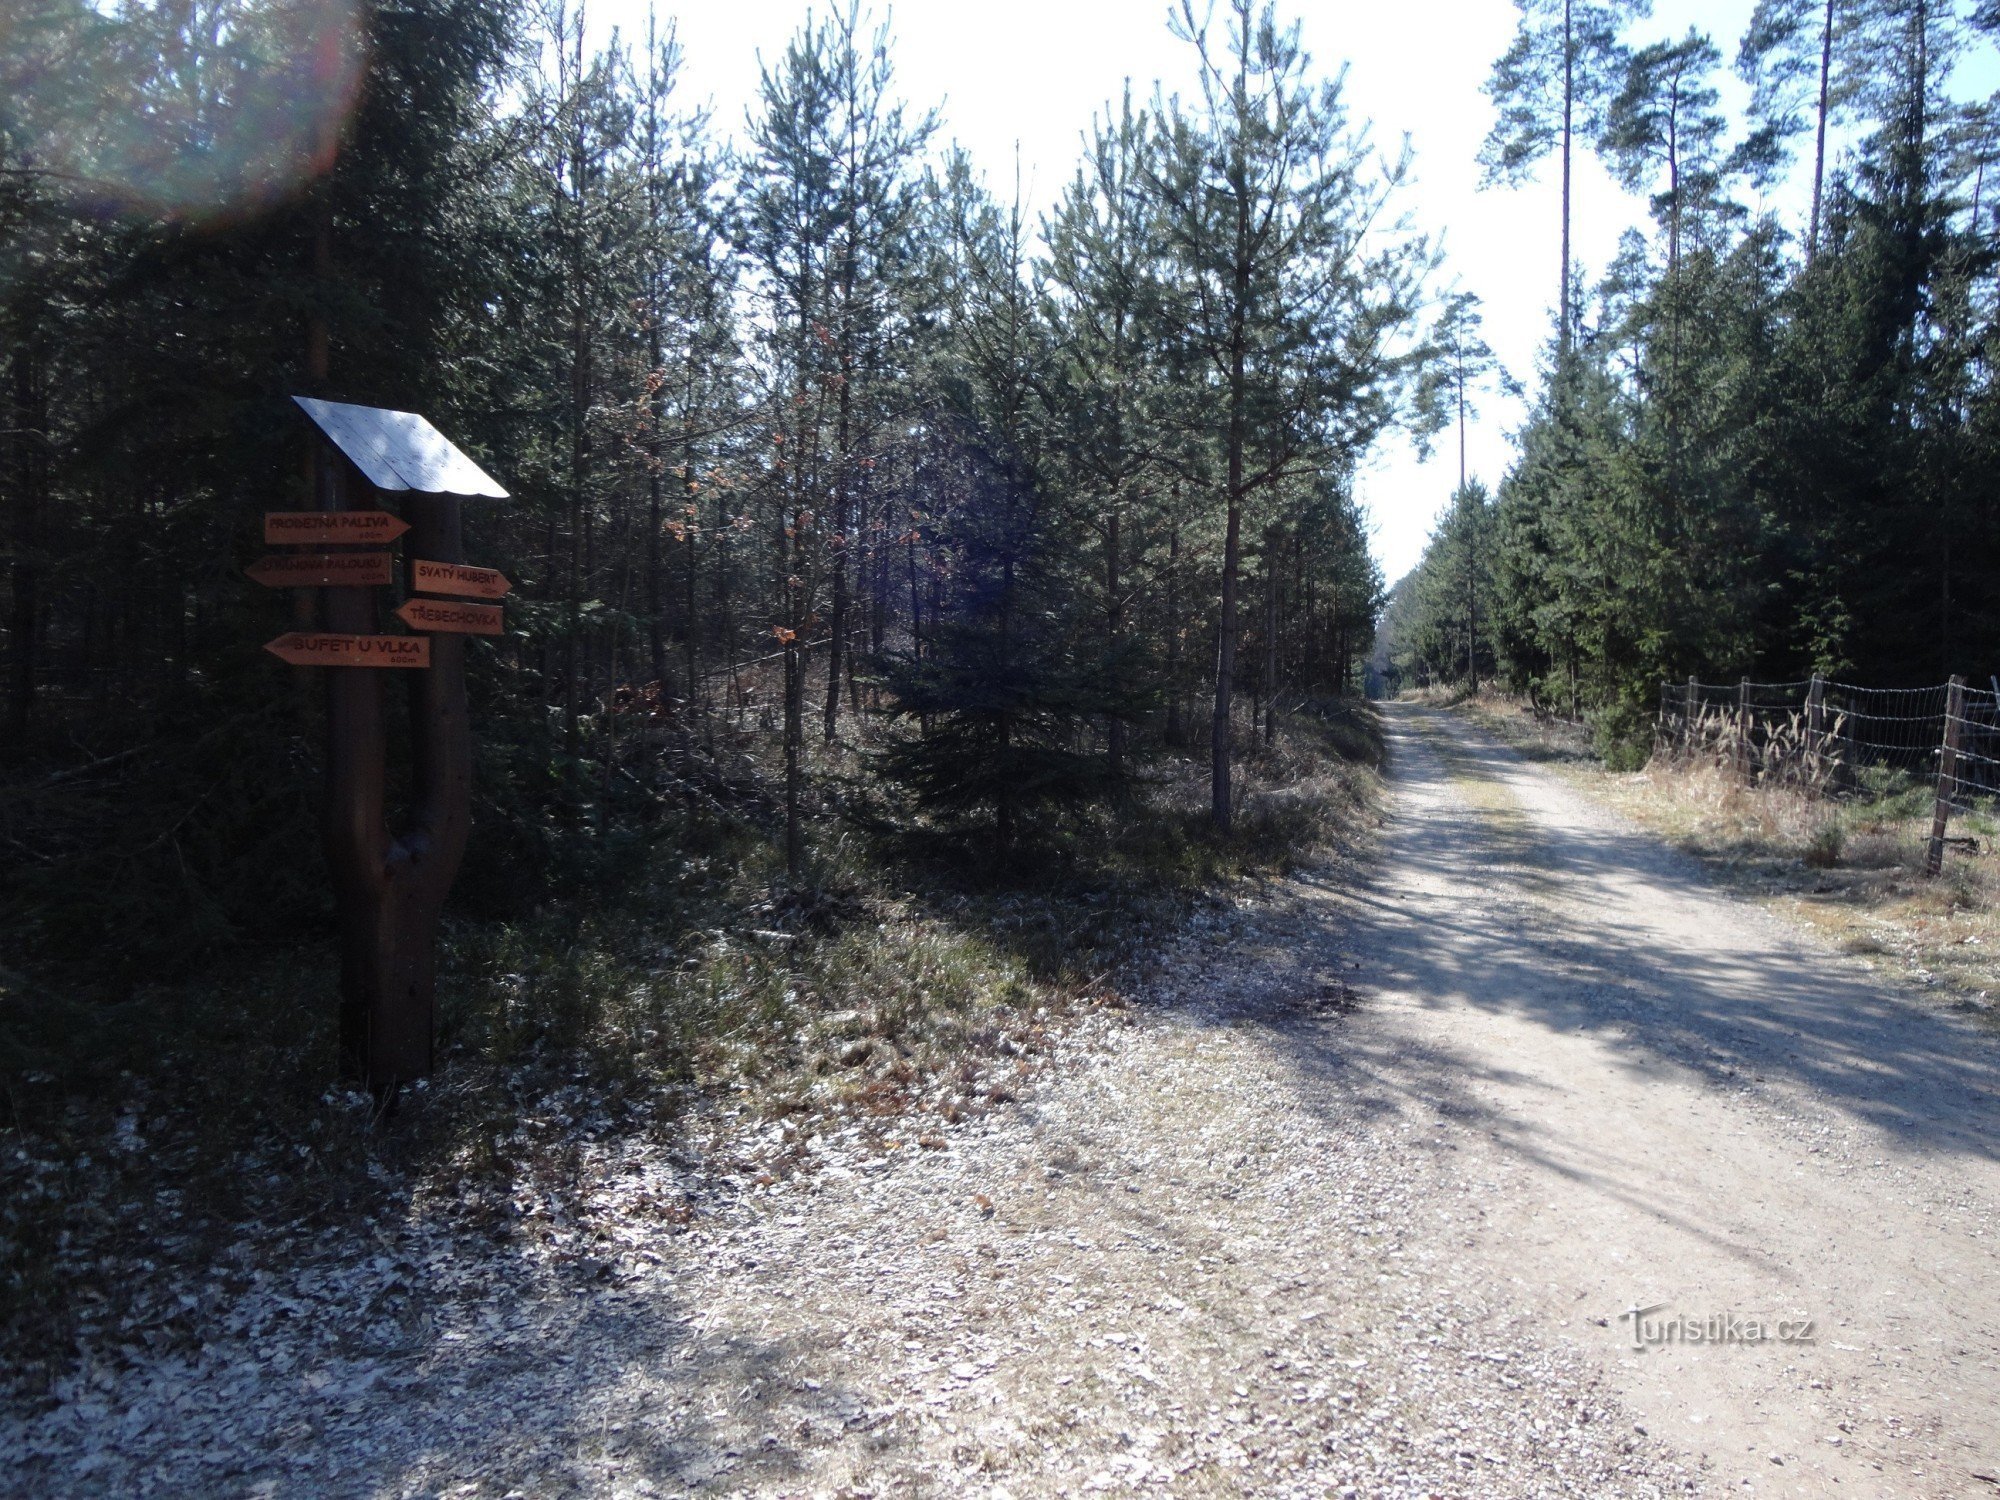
xmin=267 ymin=397 xmax=508 ymax=1093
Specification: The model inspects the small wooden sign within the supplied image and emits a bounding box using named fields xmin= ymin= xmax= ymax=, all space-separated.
xmin=395 ymin=597 xmax=503 ymax=636
xmin=246 ymin=551 xmax=394 ymax=588
xmin=412 ymin=558 xmax=510 ymax=599
xmin=264 ymin=510 xmax=411 ymax=545
xmin=264 ymin=632 xmax=431 ymax=668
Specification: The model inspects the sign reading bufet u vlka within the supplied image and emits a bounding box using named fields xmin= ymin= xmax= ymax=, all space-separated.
xmin=264 ymin=510 xmax=411 ymax=544
xmin=264 ymin=632 xmax=431 ymax=668
xmin=413 ymin=559 xmax=510 ymax=599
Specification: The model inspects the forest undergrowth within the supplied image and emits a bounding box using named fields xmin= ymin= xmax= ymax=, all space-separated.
xmin=0 ymin=700 xmax=1384 ymax=1401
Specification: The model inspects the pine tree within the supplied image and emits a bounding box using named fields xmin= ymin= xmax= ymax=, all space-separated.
xmin=1737 ymin=0 xmax=1872 ymax=258
xmin=1041 ymin=87 xmax=1176 ymax=784
xmin=1151 ymin=0 xmax=1428 ymax=832
xmin=1480 ymin=0 xmax=1650 ymax=356
xmin=1603 ymin=31 xmax=1729 ymax=278
xmin=742 ymin=3 xmax=933 ymax=875
xmin=1413 ymin=290 xmax=1507 ymax=494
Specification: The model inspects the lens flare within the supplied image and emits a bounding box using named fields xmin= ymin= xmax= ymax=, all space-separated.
xmin=2 ymin=0 xmax=367 ymax=224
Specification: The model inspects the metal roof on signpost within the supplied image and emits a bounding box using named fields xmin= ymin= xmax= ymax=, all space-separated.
xmin=292 ymin=396 xmax=509 ymax=498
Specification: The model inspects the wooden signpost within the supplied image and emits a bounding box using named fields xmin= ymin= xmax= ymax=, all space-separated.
xmin=248 ymin=552 xmax=396 ymax=589
xmin=395 ymin=597 xmax=504 ymax=636
xmin=264 ymin=510 xmax=411 ymax=544
xmin=256 ymin=396 xmax=509 ymax=1093
xmin=412 ymin=559 xmax=510 ymax=599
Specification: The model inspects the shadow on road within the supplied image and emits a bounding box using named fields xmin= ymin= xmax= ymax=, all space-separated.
xmin=1173 ymin=703 xmax=2000 ymax=1242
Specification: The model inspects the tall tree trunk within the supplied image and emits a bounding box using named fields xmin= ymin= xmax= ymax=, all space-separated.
xmin=1466 ymin=501 xmax=1478 ymax=691
xmin=1456 ymin=361 xmax=1468 ymax=493
xmin=1559 ymin=0 xmax=1575 ymax=357
xmin=1330 ymin=580 xmax=1342 ymax=694
xmin=1165 ymin=521 xmax=1183 ymax=745
xmin=6 ymin=325 xmax=46 ymax=743
xmin=564 ymin=374 xmax=585 ymax=746
xmin=869 ymin=473 xmax=888 ymax=659
xmin=646 ymin=327 xmax=669 ymax=692
xmin=1213 ymin=165 xmax=1251 ymax=833
xmin=1263 ymin=525 xmax=1280 ymax=744
xmin=641 ymin=30 xmax=672 ymax=699
xmin=683 ymin=450 xmax=700 ymax=705
xmin=783 ymin=484 xmax=805 ymax=880
xmin=1106 ymin=503 xmax=1125 ymax=780
xmin=1808 ymin=0 xmax=1834 ymax=260
xmin=1667 ymin=114 xmax=1682 ymax=279
xmin=784 ymin=634 xmax=803 ymax=877
xmin=1665 ymin=110 xmax=1686 ymax=482
xmin=905 ymin=523 xmax=922 ymax=658
xmin=561 ymin=30 xmax=589 ymax=749
xmin=1212 ymin=487 xmax=1243 ymax=832
xmin=822 ymin=363 xmax=852 ymax=743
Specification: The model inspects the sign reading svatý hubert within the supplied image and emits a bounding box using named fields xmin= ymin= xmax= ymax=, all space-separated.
xmin=264 ymin=510 xmax=411 ymax=544
xmin=412 ymin=559 xmax=510 ymax=599
xmin=263 ymin=632 xmax=432 ymax=668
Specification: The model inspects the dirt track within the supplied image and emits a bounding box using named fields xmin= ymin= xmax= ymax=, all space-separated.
xmin=1364 ymin=704 xmax=2000 ymax=1495
xmin=10 ymin=703 xmax=2000 ymax=1497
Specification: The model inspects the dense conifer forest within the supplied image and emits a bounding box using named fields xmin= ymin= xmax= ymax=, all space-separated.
xmin=0 ymin=0 xmax=1415 ymax=992
xmin=12 ymin=7 xmax=2000 ymax=1486
xmin=1382 ymin=0 xmax=2000 ymax=758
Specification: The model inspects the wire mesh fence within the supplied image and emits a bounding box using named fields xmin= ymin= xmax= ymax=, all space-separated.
xmin=1655 ymin=673 xmax=2000 ymax=873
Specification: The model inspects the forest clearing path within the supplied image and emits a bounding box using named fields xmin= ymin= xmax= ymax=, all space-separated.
xmin=13 ymin=705 xmax=2000 ymax=1499
xmin=1354 ymin=703 xmax=2000 ymax=1497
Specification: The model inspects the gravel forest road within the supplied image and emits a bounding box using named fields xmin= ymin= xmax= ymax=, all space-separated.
xmin=12 ymin=703 xmax=2000 ymax=1498
xmin=1359 ymin=705 xmax=2000 ymax=1497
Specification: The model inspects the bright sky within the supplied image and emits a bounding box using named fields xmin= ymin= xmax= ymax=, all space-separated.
xmin=600 ymin=0 xmax=1995 ymax=584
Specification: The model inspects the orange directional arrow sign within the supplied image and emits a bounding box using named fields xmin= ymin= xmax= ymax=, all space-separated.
xmin=246 ymin=551 xmax=394 ymax=588
xmin=395 ymin=597 xmax=503 ymax=636
xmin=264 ymin=510 xmax=410 ymax=545
xmin=264 ymin=632 xmax=431 ymax=668
xmin=412 ymin=558 xmax=511 ymax=599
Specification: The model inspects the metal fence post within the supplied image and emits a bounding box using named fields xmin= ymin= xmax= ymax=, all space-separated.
xmin=1926 ymin=674 xmax=1967 ymax=877
xmin=1684 ymin=676 xmax=1697 ymax=756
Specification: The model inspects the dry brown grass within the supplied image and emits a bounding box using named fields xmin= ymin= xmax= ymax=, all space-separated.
xmin=1554 ymin=735 xmax=2000 ymax=1014
xmin=1453 ymin=690 xmax=1597 ymax=765
xmin=1437 ymin=691 xmax=2000 ymax=1011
